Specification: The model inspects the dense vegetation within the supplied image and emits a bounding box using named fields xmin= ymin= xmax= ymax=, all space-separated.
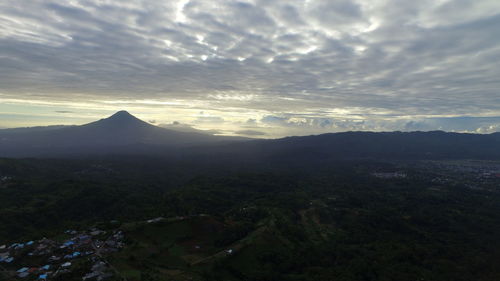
xmin=1 ymin=157 xmax=500 ymax=280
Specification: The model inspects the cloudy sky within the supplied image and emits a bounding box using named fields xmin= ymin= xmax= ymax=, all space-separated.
xmin=1 ymin=0 xmax=499 ymax=137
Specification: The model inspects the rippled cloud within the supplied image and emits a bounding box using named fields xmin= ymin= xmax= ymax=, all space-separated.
xmin=0 ymin=0 xmax=499 ymax=136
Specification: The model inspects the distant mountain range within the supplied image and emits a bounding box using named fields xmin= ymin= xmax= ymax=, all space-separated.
xmin=1 ymin=111 xmax=499 ymax=159
xmin=221 ymin=130 xmax=500 ymax=161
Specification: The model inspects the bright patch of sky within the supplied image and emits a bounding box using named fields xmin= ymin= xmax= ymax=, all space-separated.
xmin=0 ymin=0 xmax=499 ymax=137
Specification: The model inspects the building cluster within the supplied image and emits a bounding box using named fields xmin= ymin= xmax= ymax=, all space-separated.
xmin=0 ymin=175 xmax=12 ymax=188
xmin=0 ymin=175 xmax=11 ymax=181
xmin=479 ymin=172 xmax=500 ymax=179
xmin=82 ymin=261 xmax=113 ymax=281
xmin=0 ymin=227 xmax=124 ymax=280
xmin=430 ymin=162 xmax=500 ymax=179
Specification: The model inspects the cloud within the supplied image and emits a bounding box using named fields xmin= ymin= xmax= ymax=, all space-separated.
xmin=256 ymin=113 xmax=500 ymax=135
xmin=403 ymin=117 xmax=500 ymax=133
xmin=234 ymin=129 xmax=267 ymax=136
xmin=0 ymin=0 xmax=499 ymax=136
xmin=261 ymin=115 xmax=289 ymax=124
xmin=159 ymin=121 xmax=221 ymax=135
xmin=195 ymin=116 xmax=225 ymax=123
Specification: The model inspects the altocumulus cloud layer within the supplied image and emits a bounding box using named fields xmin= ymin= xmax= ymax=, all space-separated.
xmin=0 ymin=0 xmax=499 ymax=136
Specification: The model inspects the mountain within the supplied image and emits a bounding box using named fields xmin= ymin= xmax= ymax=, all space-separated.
xmin=183 ymin=130 xmax=500 ymax=162
xmin=0 ymin=125 xmax=75 ymax=133
xmin=1 ymin=112 xmax=499 ymax=159
xmin=278 ymin=131 xmax=500 ymax=160
xmin=0 ymin=111 xmax=246 ymax=157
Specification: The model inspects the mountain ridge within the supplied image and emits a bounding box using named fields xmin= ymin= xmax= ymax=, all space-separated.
xmin=0 ymin=111 xmax=499 ymax=159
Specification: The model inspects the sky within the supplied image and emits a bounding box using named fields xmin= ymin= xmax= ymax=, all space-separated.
xmin=0 ymin=0 xmax=499 ymax=137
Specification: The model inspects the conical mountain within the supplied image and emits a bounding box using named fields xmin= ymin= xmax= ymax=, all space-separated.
xmin=72 ymin=110 xmax=164 ymax=144
xmin=0 ymin=111 xmax=243 ymax=157
xmin=86 ymin=110 xmax=150 ymax=128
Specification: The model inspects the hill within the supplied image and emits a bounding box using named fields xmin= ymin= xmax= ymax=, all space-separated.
xmin=234 ymin=130 xmax=500 ymax=160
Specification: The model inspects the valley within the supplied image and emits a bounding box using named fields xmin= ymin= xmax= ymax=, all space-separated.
xmin=1 ymin=157 xmax=500 ymax=281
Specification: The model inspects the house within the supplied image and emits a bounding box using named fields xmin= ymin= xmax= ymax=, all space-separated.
xmin=54 ymin=269 xmax=70 ymax=276
xmin=147 ymin=217 xmax=165 ymax=223
xmin=105 ymin=240 xmax=116 ymax=247
xmin=113 ymin=231 xmax=124 ymax=239
xmin=17 ymin=267 xmax=29 ymax=273
xmin=92 ymin=261 xmax=107 ymax=271
xmin=90 ymin=230 xmax=105 ymax=236
xmin=62 ymin=241 xmax=75 ymax=248
xmin=83 ymin=271 xmax=100 ymax=280
xmin=83 ymin=261 xmax=113 ymax=280
xmin=39 ymin=274 xmax=48 ymax=279
xmin=48 ymin=255 xmax=61 ymax=262
xmin=0 ymin=252 xmax=9 ymax=260
xmin=10 ymin=242 xmax=25 ymax=249
xmin=78 ymin=235 xmax=91 ymax=241
xmin=18 ymin=272 xmax=29 ymax=278
xmin=61 ymin=262 xmax=72 ymax=268
xmin=38 ymin=238 xmax=55 ymax=245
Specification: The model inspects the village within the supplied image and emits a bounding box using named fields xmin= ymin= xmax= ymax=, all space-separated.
xmin=0 ymin=226 xmax=124 ymax=280
xmin=0 ymin=175 xmax=12 ymax=189
xmin=0 ymin=213 xmax=237 ymax=281
xmin=424 ymin=161 xmax=500 ymax=179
